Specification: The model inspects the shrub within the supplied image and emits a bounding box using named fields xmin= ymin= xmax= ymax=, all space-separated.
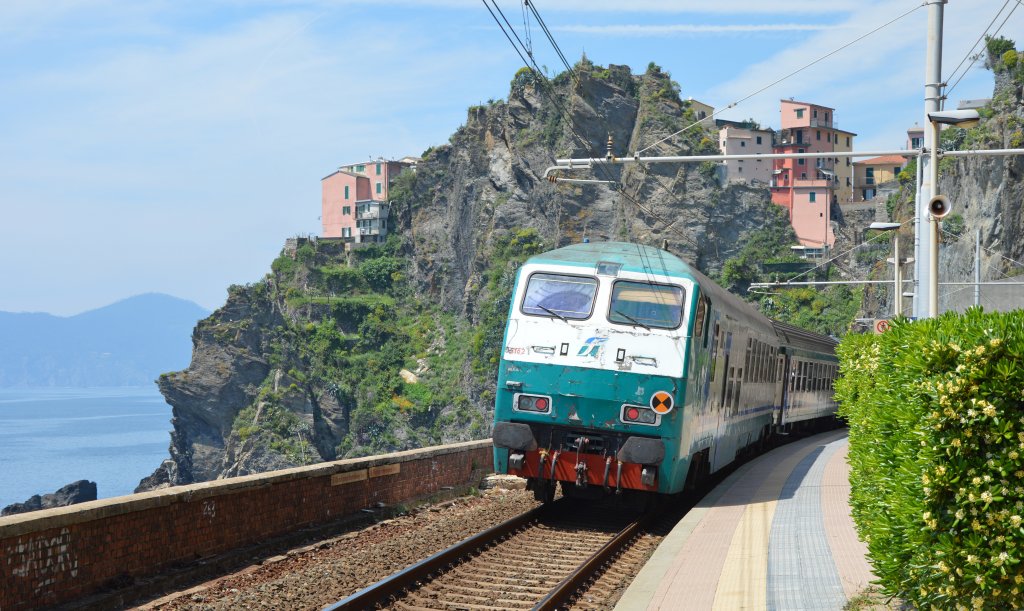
xmin=836 ymin=309 xmax=1024 ymax=608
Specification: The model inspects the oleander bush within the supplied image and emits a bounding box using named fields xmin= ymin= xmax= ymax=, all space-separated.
xmin=836 ymin=308 xmax=1024 ymax=609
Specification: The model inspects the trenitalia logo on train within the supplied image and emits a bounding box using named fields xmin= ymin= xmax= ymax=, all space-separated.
xmin=492 ymin=242 xmax=840 ymax=502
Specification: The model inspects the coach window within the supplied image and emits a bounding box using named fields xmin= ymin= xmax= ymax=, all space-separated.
xmin=608 ymin=281 xmax=685 ymax=329
xmin=521 ymin=273 xmax=598 ymax=320
xmin=694 ymin=296 xmax=708 ymax=341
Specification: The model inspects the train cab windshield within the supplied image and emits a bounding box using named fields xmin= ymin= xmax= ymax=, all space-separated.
xmin=521 ymin=273 xmax=599 ymax=320
xmin=608 ymin=281 xmax=684 ymax=329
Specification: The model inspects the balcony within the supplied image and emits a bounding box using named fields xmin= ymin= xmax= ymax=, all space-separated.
xmin=809 ymin=119 xmax=836 ymax=129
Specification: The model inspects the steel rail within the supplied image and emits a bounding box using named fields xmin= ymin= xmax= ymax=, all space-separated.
xmin=323 ymin=504 xmax=549 ymax=610
xmin=533 ymin=512 xmax=651 ymax=611
xmin=324 ymin=500 xmax=653 ymax=611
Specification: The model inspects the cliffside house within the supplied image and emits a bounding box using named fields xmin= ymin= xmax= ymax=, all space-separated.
xmin=769 ymin=99 xmax=857 ymax=248
xmin=321 ymin=159 xmax=412 ymax=242
xmin=907 ymin=124 xmax=924 ymax=151
xmin=852 ymin=155 xmax=908 ymax=202
xmin=686 ymin=98 xmax=715 ymax=127
xmin=716 ymin=120 xmax=773 ymax=184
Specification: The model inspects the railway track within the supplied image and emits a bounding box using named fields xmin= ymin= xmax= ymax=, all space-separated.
xmin=325 ymin=499 xmax=655 ymax=611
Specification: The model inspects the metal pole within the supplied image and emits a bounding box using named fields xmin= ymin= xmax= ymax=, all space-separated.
xmin=913 ymin=151 xmax=923 ymax=315
xmin=894 ymin=233 xmax=902 ymax=317
xmin=918 ymin=0 xmax=946 ymax=318
xmin=929 ymin=120 xmax=941 ymax=317
xmin=975 ymin=228 xmax=981 ymax=307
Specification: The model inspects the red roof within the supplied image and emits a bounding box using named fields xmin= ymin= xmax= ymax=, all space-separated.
xmin=854 ymin=155 xmax=909 ymax=166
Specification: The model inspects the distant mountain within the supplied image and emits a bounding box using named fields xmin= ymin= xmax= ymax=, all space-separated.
xmin=0 ymin=293 xmax=209 ymax=387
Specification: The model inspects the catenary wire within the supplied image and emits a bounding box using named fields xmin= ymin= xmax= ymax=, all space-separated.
xmin=945 ymin=0 xmax=1020 ymax=99
xmin=637 ymin=2 xmax=925 ymax=155
xmin=483 ymin=0 xmax=703 ymax=252
xmin=942 ymin=0 xmax=1011 ymax=105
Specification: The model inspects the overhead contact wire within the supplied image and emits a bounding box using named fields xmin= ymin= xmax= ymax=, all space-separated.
xmin=637 ymin=2 xmax=925 ymax=155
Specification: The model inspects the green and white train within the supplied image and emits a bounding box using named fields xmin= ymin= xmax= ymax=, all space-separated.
xmin=492 ymin=242 xmax=839 ymax=499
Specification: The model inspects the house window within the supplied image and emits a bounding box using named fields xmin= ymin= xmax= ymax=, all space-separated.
xmin=809 ymin=191 xmax=817 ymax=203
xmin=342 ymin=227 xmax=351 ymax=238
xmin=813 ymin=109 xmax=818 ymax=118
xmin=846 ymin=137 xmax=851 ymax=146
xmin=796 ymin=131 xmax=804 ymax=144
xmin=376 ymin=182 xmax=382 ymax=195
xmin=343 ymin=206 xmax=351 ymax=215
xmin=356 ymin=164 xmax=365 ymax=172
xmin=796 ymin=109 xmax=804 ymax=119
xmin=816 ymin=130 xmax=821 ymax=141
xmin=756 ymin=136 xmax=762 ymax=145
xmin=741 ymin=141 xmax=746 ymax=147
xmin=738 ymin=166 xmax=743 ymax=173
xmin=376 ymin=163 xmax=382 ymax=175
xmin=825 ymin=112 xmax=829 ymax=122
xmin=801 ymin=172 xmax=807 ymax=179
xmin=344 ymin=186 xmax=349 ymax=199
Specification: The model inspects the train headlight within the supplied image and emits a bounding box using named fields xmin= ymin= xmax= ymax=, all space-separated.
xmin=621 ymin=404 xmax=660 ymax=426
xmin=514 ymin=393 xmax=553 ymax=414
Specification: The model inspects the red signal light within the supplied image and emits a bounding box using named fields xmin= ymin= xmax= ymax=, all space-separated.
xmin=535 ymin=397 xmax=548 ymax=410
xmin=626 ymin=407 xmax=640 ymax=421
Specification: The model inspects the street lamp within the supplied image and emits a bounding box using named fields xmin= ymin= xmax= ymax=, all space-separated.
xmin=870 ymin=222 xmax=903 ymax=317
xmin=925 ymin=109 xmax=981 ymax=317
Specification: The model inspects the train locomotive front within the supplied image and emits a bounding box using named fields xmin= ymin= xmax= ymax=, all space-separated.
xmin=491 ymin=243 xmax=698 ymax=499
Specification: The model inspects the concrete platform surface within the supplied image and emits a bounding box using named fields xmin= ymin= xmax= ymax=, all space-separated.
xmin=616 ymin=430 xmax=874 ymax=611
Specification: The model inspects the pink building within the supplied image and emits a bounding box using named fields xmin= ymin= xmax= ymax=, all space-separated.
xmin=321 ymin=158 xmax=414 ymax=241
xmin=769 ymin=99 xmax=854 ymax=248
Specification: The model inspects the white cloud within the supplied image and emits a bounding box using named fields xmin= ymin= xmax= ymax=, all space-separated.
xmin=553 ymin=23 xmax=839 ymax=36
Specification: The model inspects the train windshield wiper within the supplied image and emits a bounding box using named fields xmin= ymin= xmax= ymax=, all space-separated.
xmin=539 ymin=305 xmax=568 ymax=323
xmin=614 ymin=310 xmax=650 ymax=331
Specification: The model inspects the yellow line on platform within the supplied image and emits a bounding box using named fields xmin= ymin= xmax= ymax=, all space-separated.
xmin=712 ymin=430 xmax=846 ymax=610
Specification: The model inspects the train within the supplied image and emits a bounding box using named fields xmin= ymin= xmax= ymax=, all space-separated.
xmin=491 ymin=241 xmax=840 ymax=500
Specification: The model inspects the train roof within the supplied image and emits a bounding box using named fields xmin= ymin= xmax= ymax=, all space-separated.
xmin=526 ymin=242 xmax=837 ymax=353
xmin=526 ymin=242 xmax=694 ymax=277
xmin=771 ymin=320 xmax=839 ymax=355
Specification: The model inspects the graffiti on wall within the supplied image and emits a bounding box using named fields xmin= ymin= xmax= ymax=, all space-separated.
xmin=5 ymin=527 xmax=80 ymax=595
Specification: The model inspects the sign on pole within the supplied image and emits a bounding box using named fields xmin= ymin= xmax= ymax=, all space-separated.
xmin=874 ymin=319 xmax=891 ymax=334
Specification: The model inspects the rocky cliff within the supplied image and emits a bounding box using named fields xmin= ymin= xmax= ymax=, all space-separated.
xmin=139 ymin=60 xmax=806 ymax=489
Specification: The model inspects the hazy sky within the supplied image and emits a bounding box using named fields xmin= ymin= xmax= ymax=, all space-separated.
xmin=1 ymin=0 xmax=1018 ymax=315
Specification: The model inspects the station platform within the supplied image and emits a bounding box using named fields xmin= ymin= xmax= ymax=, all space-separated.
xmin=616 ymin=429 xmax=874 ymax=610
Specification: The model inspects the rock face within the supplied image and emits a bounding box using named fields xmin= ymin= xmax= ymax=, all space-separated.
xmin=138 ymin=61 xmax=799 ymax=490
xmin=2 ymin=480 xmax=97 ymax=516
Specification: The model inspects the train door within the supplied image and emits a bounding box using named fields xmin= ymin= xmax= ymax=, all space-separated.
xmin=711 ymin=327 xmax=734 ymax=472
xmin=776 ymin=352 xmax=791 ymax=428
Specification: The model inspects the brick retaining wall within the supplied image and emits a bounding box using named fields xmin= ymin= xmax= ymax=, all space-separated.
xmin=0 ymin=440 xmax=493 ymax=610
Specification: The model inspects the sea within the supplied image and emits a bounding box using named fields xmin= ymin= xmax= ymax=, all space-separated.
xmin=0 ymin=386 xmax=173 ymax=509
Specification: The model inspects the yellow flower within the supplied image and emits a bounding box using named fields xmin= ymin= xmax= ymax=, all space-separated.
xmin=981 ymin=491 xmax=993 ymax=503
xmin=983 ymin=404 xmax=997 ymax=418
xmin=973 ymin=477 xmax=982 ymax=485
xmin=952 ymin=438 xmax=962 ymax=448
xmin=1010 ymin=450 xmax=1019 ymax=460
xmin=956 ymin=509 xmax=966 ymax=520
xmin=1012 ymin=515 xmax=1023 ymax=527
xmin=991 ymin=338 xmax=1002 ymax=347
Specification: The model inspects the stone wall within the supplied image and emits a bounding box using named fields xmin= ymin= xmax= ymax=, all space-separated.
xmin=0 ymin=440 xmax=492 ymax=610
